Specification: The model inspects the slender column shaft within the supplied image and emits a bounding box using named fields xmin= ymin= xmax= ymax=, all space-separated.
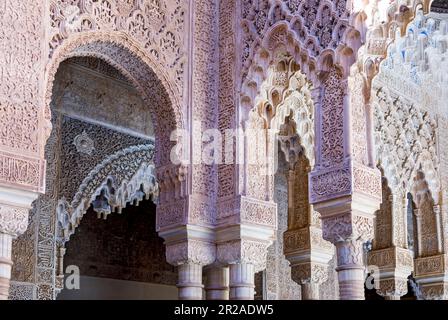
xmin=301 ymin=281 xmax=319 ymax=300
xmin=433 ymin=206 xmax=443 ymax=254
xmin=414 ymin=210 xmax=423 ymax=257
xmin=205 ymin=267 xmax=229 ymax=300
xmin=177 ymin=263 xmax=203 ymax=300
xmin=335 ymin=239 xmax=365 ymax=300
xmin=229 ymin=263 xmax=255 ymax=300
xmin=0 ymin=233 xmax=13 ymax=300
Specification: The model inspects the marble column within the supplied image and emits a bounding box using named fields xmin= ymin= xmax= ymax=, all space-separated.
xmin=0 ymin=233 xmax=13 ymax=300
xmin=300 ymin=281 xmax=320 ymax=300
xmin=205 ymin=267 xmax=229 ymax=300
xmin=177 ymin=263 xmax=204 ymax=300
xmin=335 ymin=239 xmax=365 ymax=300
xmin=229 ymin=263 xmax=255 ymax=300
xmin=0 ymin=187 xmax=37 ymax=300
xmin=164 ymin=238 xmax=216 ymax=301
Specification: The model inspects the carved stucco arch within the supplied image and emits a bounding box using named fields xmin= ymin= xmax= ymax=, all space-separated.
xmin=43 ymin=32 xmax=184 ymax=167
xmin=56 ymin=143 xmax=158 ymax=246
xmin=256 ymin=57 xmax=316 ymax=168
xmin=241 ymin=21 xmax=353 ymax=114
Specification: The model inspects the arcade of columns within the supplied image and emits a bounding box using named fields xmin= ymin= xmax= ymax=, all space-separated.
xmin=0 ymin=0 xmax=447 ymax=300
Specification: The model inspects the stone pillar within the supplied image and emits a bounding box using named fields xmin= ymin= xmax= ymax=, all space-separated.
xmin=415 ymin=254 xmax=448 ymax=300
xmin=309 ymin=65 xmax=382 ymax=300
xmin=164 ymin=239 xmax=216 ymax=300
xmin=0 ymin=188 xmax=38 ymax=300
xmin=178 ymin=263 xmax=204 ymax=300
xmin=0 ymin=232 xmax=13 ymax=300
xmin=335 ymin=239 xmax=365 ymax=300
xmin=368 ymin=190 xmax=414 ymax=301
xmin=217 ymin=239 xmax=270 ymax=301
xmin=315 ymin=193 xmax=380 ymax=300
xmin=229 ymin=263 xmax=255 ymax=300
xmin=205 ymin=266 xmax=229 ymax=300
xmin=433 ymin=205 xmax=443 ymax=254
xmin=300 ymin=281 xmax=320 ymax=300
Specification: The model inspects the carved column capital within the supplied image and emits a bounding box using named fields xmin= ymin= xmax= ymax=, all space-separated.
xmin=217 ymin=239 xmax=270 ymax=272
xmin=321 ymin=212 xmax=374 ymax=244
xmin=166 ymin=240 xmax=216 ymax=267
xmin=376 ymin=278 xmax=409 ymax=299
xmin=290 ymin=262 xmax=329 ymax=286
xmin=335 ymin=238 xmax=365 ymax=269
xmin=0 ymin=204 xmax=29 ymax=237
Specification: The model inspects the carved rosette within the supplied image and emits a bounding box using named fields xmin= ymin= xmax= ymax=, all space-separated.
xmin=165 ymin=240 xmax=216 ymax=267
xmin=217 ymin=240 xmax=270 ymax=273
xmin=0 ymin=205 xmax=29 ymax=238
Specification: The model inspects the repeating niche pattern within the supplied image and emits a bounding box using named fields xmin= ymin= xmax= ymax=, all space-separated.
xmin=375 ymin=11 xmax=448 ymax=116
xmin=245 ymin=56 xmax=315 ymax=201
xmin=259 ymin=57 xmax=315 ymax=166
xmin=240 ymin=0 xmax=350 ymax=70
xmin=49 ymin=0 xmax=186 ymax=93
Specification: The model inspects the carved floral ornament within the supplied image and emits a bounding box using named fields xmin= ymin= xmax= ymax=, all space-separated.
xmin=49 ymin=0 xmax=186 ymax=92
xmin=0 ymin=205 xmax=30 ymax=237
xmin=44 ymin=2 xmax=186 ymax=166
xmin=56 ymin=144 xmax=158 ymax=244
xmin=217 ymin=239 xmax=271 ymax=272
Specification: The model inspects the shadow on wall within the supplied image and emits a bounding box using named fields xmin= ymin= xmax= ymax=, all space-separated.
xmin=58 ymin=199 xmax=178 ymax=300
xmin=57 ymin=276 xmax=177 ymax=300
